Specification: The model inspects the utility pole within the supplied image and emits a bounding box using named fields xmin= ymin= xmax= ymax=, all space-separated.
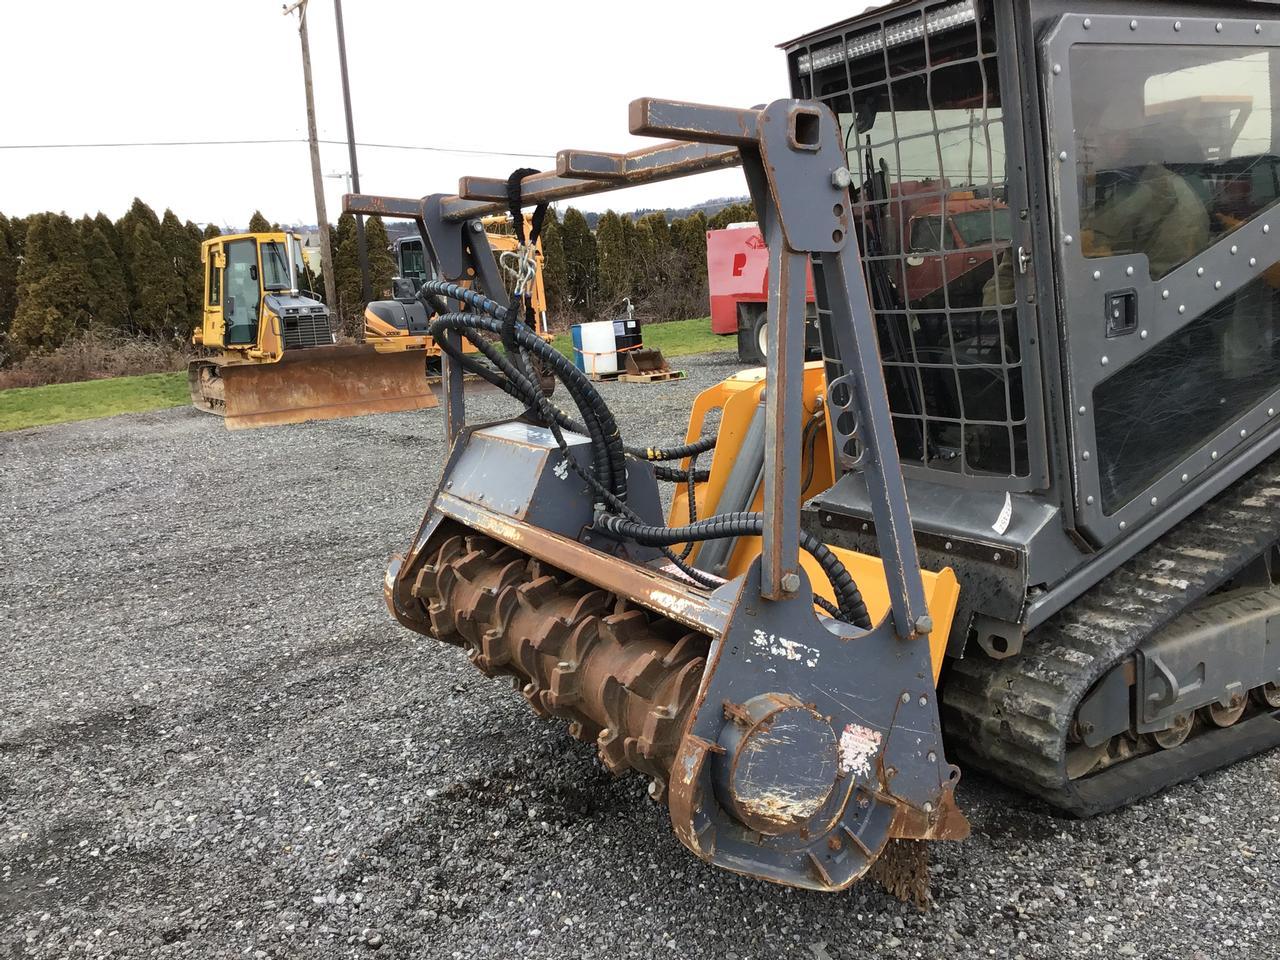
xmin=333 ymin=0 xmax=371 ymax=306
xmin=284 ymin=0 xmax=339 ymax=316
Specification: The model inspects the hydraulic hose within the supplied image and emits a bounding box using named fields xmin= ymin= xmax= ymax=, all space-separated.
xmin=420 ymin=279 xmax=869 ymax=626
xmin=423 ymin=281 xmax=627 ymax=503
xmin=653 ymin=465 xmax=711 ymax=484
xmin=630 ymin=436 xmax=718 ymax=462
xmin=429 ymin=283 xmax=630 ymax=496
xmin=597 ymin=512 xmax=872 ymax=629
xmin=429 ymin=312 xmax=618 ymax=497
xmin=421 ymin=280 xmax=717 ymax=463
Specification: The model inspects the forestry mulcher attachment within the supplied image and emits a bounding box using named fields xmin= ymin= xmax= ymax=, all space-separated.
xmin=348 ymin=0 xmax=1280 ymax=894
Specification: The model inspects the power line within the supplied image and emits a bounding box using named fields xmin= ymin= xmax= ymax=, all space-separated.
xmin=0 ymin=137 xmax=556 ymax=160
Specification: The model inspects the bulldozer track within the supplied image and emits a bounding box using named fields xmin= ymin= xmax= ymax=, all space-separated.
xmin=944 ymin=452 xmax=1280 ymax=816
xmin=413 ymin=534 xmax=710 ymax=801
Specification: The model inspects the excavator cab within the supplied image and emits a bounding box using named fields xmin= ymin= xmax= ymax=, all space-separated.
xmin=364 ymin=218 xmax=547 ymax=346
xmin=345 ymin=0 xmax=1280 ymax=897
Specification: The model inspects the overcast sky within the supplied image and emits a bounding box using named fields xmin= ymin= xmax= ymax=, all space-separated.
xmin=1 ymin=0 xmax=875 ymax=229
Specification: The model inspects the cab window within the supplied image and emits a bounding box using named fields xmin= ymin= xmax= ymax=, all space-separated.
xmin=207 ymin=253 xmax=221 ymax=307
xmin=1070 ymin=46 xmax=1279 ymax=279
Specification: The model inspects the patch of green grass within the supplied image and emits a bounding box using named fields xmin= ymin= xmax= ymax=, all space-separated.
xmin=550 ymin=316 xmax=730 ymax=362
xmin=0 ymin=372 xmax=189 ymax=432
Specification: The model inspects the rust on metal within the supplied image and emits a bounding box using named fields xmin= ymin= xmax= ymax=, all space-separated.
xmin=191 ymin=345 xmax=437 ymax=430
xmin=342 ymin=193 xmax=423 ymax=218
xmin=557 ymin=141 xmax=741 ymax=184
xmin=722 ymin=700 xmax=753 ymax=726
xmin=434 ymin=493 xmax=734 ymax=637
xmin=413 ymin=533 xmax=711 ymax=797
xmin=887 ymin=785 xmax=970 ymax=842
xmin=628 ymin=98 xmax=762 ymax=145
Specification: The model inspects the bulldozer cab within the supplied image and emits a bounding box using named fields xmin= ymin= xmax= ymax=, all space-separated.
xmin=789 ymin=0 xmax=1280 ymax=552
xmin=196 ymin=232 xmax=332 ymax=359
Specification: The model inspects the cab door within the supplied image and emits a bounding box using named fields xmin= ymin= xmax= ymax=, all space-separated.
xmin=203 ymin=244 xmax=225 ymax=346
xmin=1040 ymin=11 xmax=1280 ymax=545
xmin=223 ymin=237 xmax=261 ymax=345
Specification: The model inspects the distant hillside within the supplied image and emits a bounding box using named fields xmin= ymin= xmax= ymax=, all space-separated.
xmin=381 ymin=195 xmax=752 ymax=241
xmin=581 ymin=197 xmax=751 ymax=230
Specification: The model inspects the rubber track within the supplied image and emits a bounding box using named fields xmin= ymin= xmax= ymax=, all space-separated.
xmin=943 ymin=451 xmax=1280 ymax=816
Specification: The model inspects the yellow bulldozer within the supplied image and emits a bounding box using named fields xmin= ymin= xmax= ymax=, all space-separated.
xmin=189 ymin=230 xmax=438 ymax=429
xmin=190 ymin=222 xmax=546 ymax=429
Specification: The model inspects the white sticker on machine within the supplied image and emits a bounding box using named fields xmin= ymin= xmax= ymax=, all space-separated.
xmin=838 ymin=723 xmax=882 ymax=778
xmin=992 ymin=490 xmax=1013 ymax=535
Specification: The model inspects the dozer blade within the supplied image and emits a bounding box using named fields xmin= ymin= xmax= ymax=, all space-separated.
xmin=189 ymin=344 xmax=437 ymax=430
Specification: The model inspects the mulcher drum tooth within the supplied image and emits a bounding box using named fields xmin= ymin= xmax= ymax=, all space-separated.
xmin=415 ymin=534 xmax=710 ymax=798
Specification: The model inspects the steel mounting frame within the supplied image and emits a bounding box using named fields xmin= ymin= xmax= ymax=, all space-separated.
xmin=348 ymin=97 xmax=962 ymax=889
xmin=346 ymin=98 xmax=929 ymax=633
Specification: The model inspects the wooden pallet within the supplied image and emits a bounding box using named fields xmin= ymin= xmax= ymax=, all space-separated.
xmin=587 ymin=370 xmax=621 ymax=382
xmin=618 ymin=369 xmax=686 ymax=384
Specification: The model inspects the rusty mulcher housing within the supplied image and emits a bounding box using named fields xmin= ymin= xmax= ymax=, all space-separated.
xmin=347 ymin=0 xmax=1280 ymax=892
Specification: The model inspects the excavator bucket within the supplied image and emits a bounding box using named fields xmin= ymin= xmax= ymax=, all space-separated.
xmin=188 ymin=343 xmax=437 ymax=430
xmin=623 ymin=347 xmax=669 ymax=375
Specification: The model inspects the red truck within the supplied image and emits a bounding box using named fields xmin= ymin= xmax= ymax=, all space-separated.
xmin=707 ymin=189 xmax=1011 ymax=362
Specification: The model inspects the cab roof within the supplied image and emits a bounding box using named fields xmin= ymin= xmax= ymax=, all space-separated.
xmin=778 ymin=0 xmax=1272 ymax=50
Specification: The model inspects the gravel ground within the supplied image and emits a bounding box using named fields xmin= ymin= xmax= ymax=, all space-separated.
xmin=1 ymin=349 xmax=1277 ymax=960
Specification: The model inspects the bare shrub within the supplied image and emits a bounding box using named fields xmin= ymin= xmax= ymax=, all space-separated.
xmin=0 ymin=330 xmax=188 ymax=390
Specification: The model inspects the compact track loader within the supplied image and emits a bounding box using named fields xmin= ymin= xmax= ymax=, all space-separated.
xmin=346 ymin=0 xmax=1280 ymax=894
xmin=190 ymin=231 xmax=437 ymax=429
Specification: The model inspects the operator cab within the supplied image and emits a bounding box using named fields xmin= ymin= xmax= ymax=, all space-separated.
xmin=789 ymin=0 xmax=1280 ymax=526
xmin=789 ymin=0 xmax=1280 ymax=645
xmin=392 ymin=236 xmax=434 ymax=296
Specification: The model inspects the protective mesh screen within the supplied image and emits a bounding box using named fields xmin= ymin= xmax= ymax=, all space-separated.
xmin=794 ymin=1 xmax=1031 ymax=480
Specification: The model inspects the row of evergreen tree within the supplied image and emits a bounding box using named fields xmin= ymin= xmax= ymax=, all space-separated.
xmin=0 ymin=197 xmax=755 ymax=365
xmin=0 ymin=200 xmax=400 ymax=364
xmin=538 ymin=201 xmax=754 ymax=321
xmin=0 ymin=200 xmax=213 ymax=361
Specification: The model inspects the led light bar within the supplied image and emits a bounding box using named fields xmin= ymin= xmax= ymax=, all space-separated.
xmin=797 ymin=0 xmax=977 ymax=73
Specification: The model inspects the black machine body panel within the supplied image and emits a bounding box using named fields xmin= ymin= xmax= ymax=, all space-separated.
xmin=787 ymin=0 xmax=1280 ymax=652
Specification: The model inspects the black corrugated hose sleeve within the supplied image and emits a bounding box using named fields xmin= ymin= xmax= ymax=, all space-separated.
xmin=432 ymin=315 xmax=593 ymax=435
xmin=653 ymin=465 xmax=711 ymax=483
xmin=423 ymin=280 xmax=627 ymax=502
xmin=628 ymin=435 xmax=718 ymax=462
xmin=428 ymin=312 xmax=616 ymax=496
xmin=419 ymin=280 xmax=716 ymax=475
xmin=597 ymin=512 xmax=872 ymax=629
xmin=438 ymin=281 xmax=629 ymax=501
xmin=678 ymin=451 xmax=700 ymax=561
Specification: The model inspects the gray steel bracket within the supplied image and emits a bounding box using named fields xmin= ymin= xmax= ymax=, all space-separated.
xmin=665 ymin=562 xmax=964 ymax=890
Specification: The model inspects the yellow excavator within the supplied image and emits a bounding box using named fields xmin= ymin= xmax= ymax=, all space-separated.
xmin=363 ymin=217 xmax=549 ymax=343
